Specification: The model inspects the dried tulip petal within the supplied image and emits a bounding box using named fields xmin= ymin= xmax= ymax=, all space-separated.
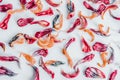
xmin=85 ymin=67 xmax=106 ymax=78
xmin=25 ymin=0 xmax=36 ymax=9
xmin=67 ymin=18 xmax=81 ymax=33
xmin=61 ymin=68 xmax=80 ymax=78
xmin=39 ymin=57 xmax=54 ymax=79
xmin=0 ymin=4 xmax=12 ymax=12
xmin=33 ymin=49 xmax=48 ymax=57
xmin=20 ymin=52 xmax=36 ymax=65
xmin=0 ymin=14 xmax=11 ymax=30
xmin=0 ymin=66 xmax=17 ymax=76
xmin=74 ymin=54 xmax=95 ymax=69
xmin=109 ymin=70 xmax=117 ymax=80
xmin=109 ymin=10 xmax=120 ymax=20
xmin=35 ymin=28 xmax=53 ymax=38
xmin=24 ymin=34 xmax=36 ymax=44
xmin=92 ymin=42 xmax=108 ymax=52
xmin=0 ymin=42 xmax=5 ymax=52
xmin=46 ymin=0 xmax=62 ymax=7
xmin=81 ymin=36 xmax=91 ymax=53
xmin=108 ymin=47 xmax=114 ymax=64
xmin=0 ymin=56 xmax=20 ymax=68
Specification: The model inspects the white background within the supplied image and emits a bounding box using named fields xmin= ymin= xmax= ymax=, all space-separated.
xmin=0 ymin=0 xmax=120 ymax=80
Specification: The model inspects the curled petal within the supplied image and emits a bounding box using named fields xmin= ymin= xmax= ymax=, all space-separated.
xmin=84 ymin=29 xmax=95 ymax=42
xmin=85 ymin=67 xmax=106 ymax=78
xmin=53 ymin=9 xmax=63 ymax=30
xmin=61 ymin=68 xmax=80 ymax=78
xmin=17 ymin=18 xmax=34 ymax=27
xmin=35 ymin=28 xmax=53 ymax=38
xmin=109 ymin=10 xmax=120 ymax=20
xmin=78 ymin=11 xmax=88 ymax=30
xmin=9 ymin=33 xmax=25 ymax=47
xmin=33 ymin=49 xmax=48 ymax=57
xmin=62 ymin=48 xmax=73 ymax=68
xmin=46 ymin=0 xmax=62 ymax=7
xmin=0 ymin=56 xmax=20 ymax=68
xmin=101 ymin=5 xmax=118 ymax=19
xmin=64 ymin=37 xmax=75 ymax=49
xmin=74 ymin=54 xmax=95 ymax=69
xmin=37 ymin=35 xmax=55 ymax=48
xmin=108 ymin=47 xmax=114 ymax=64
xmin=29 ymin=65 xmax=40 ymax=80
xmin=97 ymin=52 xmax=108 ymax=67
xmin=92 ymin=42 xmax=108 ymax=52
xmin=98 ymin=24 xmax=110 ymax=36
xmin=24 ymin=34 xmax=36 ymax=44
xmin=17 ymin=18 xmax=28 ymax=27
xmin=0 ymin=66 xmax=17 ymax=76
xmin=83 ymin=2 xmax=106 ymax=19
xmin=39 ymin=57 xmax=54 ymax=79
xmin=67 ymin=18 xmax=81 ymax=33
xmin=81 ymin=36 xmax=91 ymax=53
xmin=109 ymin=70 xmax=117 ymax=80
xmin=20 ymin=52 xmax=36 ymax=65
xmin=85 ymin=12 xmax=99 ymax=19
xmin=0 ymin=42 xmax=5 ymax=52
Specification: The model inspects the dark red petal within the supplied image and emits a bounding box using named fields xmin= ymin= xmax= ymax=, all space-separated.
xmin=83 ymin=1 xmax=95 ymax=11
xmin=0 ymin=14 xmax=11 ymax=30
xmin=109 ymin=10 xmax=120 ymax=20
xmin=67 ymin=18 xmax=80 ymax=33
xmin=24 ymin=34 xmax=36 ymax=44
xmin=46 ymin=0 xmax=62 ymax=7
xmin=64 ymin=37 xmax=75 ymax=49
xmin=0 ymin=0 xmax=2 ymax=2
xmin=25 ymin=0 xmax=36 ymax=9
xmin=26 ymin=18 xmax=34 ymax=23
xmin=33 ymin=49 xmax=48 ymax=57
xmin=0 ymin=4 xmax=13 ymax=12
xmin=61 ymin=68 xmax=80 ymax=78
xmin=109 ymin=70 xmax=117 ymax=80
xmin=96 ymin=4 xmax=106 ymax=14
xmin=17 ymin=18 xmax=28 ymax=27
xmin=85 ymin=67 xmax=106 ymax=78
xmin=81 ymin=37 xmax=91 ymax=53
xmin=92 ymin=42 xmax=108 ymax=52
xmin=19 ymin=0 xmax=26 ymax=5
xmin=35 ymin=28 xmax=53 ymax=38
